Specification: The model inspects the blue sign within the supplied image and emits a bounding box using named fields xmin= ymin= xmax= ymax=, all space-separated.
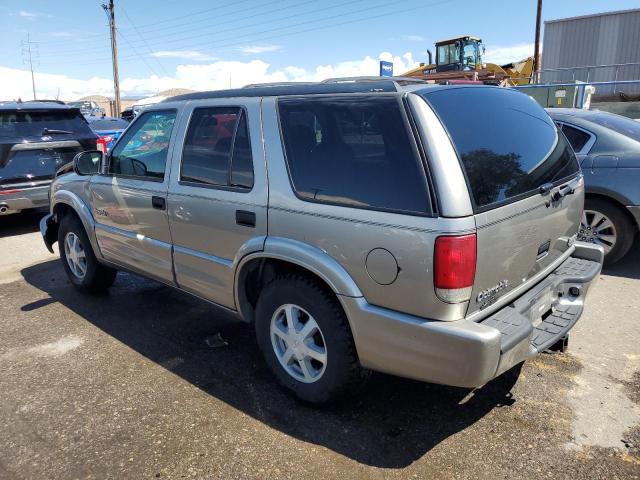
xmin=379 ymin=61 xmax=393 ymax=77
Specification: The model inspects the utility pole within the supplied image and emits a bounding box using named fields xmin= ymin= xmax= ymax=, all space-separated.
xmin=533 ymin=0 xmax=543 ymax=84
xmin=21 ymin=33 xmax=39 ymax=100
xmin=102 ymin=0 xmax=121 ymax=115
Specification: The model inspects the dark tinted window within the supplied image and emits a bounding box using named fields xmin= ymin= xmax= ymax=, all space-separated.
xmin=181 ymin=107 xmax=254 ymax=190
xmin=0 ymin=109 xmax=94 ymax=138
xmin=279 ymin=96 xmax=429 ymax=214
xmin=561 ymin=124 xmax=591 ymax=152
xmin=109 ymin=110 xmax=176 ymax=180
xmin=422 ymin=88 xmax=579 ymax=209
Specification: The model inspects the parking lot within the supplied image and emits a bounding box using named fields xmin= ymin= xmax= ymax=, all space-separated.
xmin=0 ymin=212 xmax=638 ymax=479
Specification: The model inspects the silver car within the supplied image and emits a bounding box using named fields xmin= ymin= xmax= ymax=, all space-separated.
xmin=40 ymin=82 xmax=603 ymax=403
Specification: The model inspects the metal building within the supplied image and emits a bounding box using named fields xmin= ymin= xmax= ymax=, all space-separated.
xmin=541 ymin=8 xmax=640 ymax=88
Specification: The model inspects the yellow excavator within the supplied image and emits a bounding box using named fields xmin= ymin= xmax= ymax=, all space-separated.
xmin=402 ymin=35 xmax=533 ymax=86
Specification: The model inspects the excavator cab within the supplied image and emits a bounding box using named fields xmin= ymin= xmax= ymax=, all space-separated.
xmin=435 ymin=36 xmax=484 ymax=72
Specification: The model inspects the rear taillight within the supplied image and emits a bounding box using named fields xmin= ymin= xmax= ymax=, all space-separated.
xmin=96 ymin=137 xmax=108 ymax=153
xmin=434 ymin=234 xmax=477 ymax=303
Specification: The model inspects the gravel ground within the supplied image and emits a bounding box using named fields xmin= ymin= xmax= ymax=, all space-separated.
xmin=0 ymin=212 xmax=638 ymax=480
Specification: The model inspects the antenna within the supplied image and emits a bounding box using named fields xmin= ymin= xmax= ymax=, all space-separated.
xmin=21 ymin=33 xmax=39 ymax=100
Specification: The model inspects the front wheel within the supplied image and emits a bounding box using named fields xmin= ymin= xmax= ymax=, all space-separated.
xmin=255 ymin=275 xmax=367 ymax=404
xmin=58 ymin=214 xmax=117 ymax=293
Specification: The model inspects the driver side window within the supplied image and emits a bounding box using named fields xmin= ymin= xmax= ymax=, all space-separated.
xmin=109 ymin=110 xmax=176 ymax=180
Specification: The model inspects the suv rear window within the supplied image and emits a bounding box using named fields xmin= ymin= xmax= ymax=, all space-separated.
xmin=0 ymin=109 xmax=94 ymax=138
xmin=422 ymin=88 xmax=579 ymax=210
xmin=278 ymin=96 xmax=430 ymax=214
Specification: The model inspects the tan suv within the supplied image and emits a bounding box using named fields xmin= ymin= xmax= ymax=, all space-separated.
xmin=41 ymin=81 xmax=603 ymax=403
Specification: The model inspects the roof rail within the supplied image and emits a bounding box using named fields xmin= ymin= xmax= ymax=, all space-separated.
xmin=165 ymin=80 xmax=402 ymax=102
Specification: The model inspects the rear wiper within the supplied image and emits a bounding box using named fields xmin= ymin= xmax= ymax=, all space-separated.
xmin=42 ymin=128 xmax=73 ymax=135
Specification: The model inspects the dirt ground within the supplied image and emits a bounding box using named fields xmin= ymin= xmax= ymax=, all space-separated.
xmin=0 ymin=212 xmax=638 ymax=479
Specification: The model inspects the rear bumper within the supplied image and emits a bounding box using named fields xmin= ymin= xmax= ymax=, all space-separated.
xmin=342 ymin=241 xmax=603 ymax=388
xmin=0 ymin=185 xmax=50 ymax=215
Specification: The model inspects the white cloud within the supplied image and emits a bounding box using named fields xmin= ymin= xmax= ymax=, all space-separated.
xmin=150 ymin=50 xmax=218 ymax=62
xmin=0 ymin=51 xmax=420 ymax=101
xmin=403 ymin=35 xmax=425 ymax=42
xmin=483 ymin=43 xmax=536 ymax=65
xmin=237 ymin=45 xmax=282 ymax=55
xmin=18 ymin=10 xmax=50 ymax=18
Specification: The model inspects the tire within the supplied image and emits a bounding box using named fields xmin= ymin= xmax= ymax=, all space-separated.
xmin=581 ymin=197 xmax=635 ymax=265
xmin=58 ymin=214 xmax=117 ymax=293
xmin=255 ymin=274 xmax=367 ymax=404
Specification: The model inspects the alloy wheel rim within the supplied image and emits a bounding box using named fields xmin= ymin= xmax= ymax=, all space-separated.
xmin=64 ymin=232 xmax=87 ymax=279
xmin=579 ymin=209 xmax=617 ymax=254
xmin=270 ymin=304 xmax=327 ymax=383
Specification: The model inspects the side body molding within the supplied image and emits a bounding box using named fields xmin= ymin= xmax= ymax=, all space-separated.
xmin=234 ymin=236 xmax=364 ymax=316
xmin=51 ymin=189 xmax=103 ymax=260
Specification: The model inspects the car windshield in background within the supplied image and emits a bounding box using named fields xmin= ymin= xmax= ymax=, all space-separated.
xmin=588 ymin=112 xmax=640 ymax=142
xmin=422 ymin=88 xmax=580 ymax=210
xmin=0 ymin=110 xmax=94 ymax=138
xmin=88 ymin=118 xmax=129 ymax=130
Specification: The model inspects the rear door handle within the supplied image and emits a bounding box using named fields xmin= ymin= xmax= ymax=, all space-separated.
xmin=152 ymin=196 xmax=166 ymax=210
xmin=236 ymin=210 xmax=256 ymax=228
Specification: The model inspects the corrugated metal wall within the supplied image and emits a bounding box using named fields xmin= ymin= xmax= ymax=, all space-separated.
xmin=541 ymin=9 xmax=640 ymax=92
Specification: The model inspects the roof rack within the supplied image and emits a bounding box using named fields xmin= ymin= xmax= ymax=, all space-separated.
xmin=166 ymin=80 xmax=403 ymax=102
xmin=321 ymin=76 xmax=430 ymax=86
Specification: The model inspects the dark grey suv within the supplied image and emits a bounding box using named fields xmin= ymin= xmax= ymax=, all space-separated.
xmin=41 ymin=82 xmax=603 ymax=403
xmin=0 ymin=101 xmax=98 ymax=215
xmin=549 ymin=108 xmax=640 ymax=264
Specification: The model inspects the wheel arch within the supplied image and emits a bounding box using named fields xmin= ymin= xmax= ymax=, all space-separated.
xmin=585 ymin=191 xmax=640 ymax=232
xmin=234 ymin=237 xmax=363 ymax=324
xmin=50 ymin=191 xmax=102 ymax=259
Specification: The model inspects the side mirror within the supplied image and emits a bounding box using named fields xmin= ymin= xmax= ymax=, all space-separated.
xmin=73 ymin=150 xmax=103 ymax=176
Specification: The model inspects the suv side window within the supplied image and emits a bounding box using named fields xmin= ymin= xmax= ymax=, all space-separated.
xmin=278 ymin=96 xmax=430 ymax=214
xmin=180 ymin=107 xmax=254 ymax=190
xmin=109 ymin=110 xmax=176 ymax=180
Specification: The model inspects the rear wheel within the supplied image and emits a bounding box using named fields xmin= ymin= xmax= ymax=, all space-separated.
xmin=579 ymin=198 xmax=634 ymax=265
xmin=58 ymin=214 xmax=117 ymax=292
xmin=255 ymin=275 xmax=367 ymax=404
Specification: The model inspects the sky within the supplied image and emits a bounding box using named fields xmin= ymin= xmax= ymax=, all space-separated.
xmin=1 ymin=0 xmax=638 ymax=100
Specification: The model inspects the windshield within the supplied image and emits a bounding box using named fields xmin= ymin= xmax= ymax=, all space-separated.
xmin=588 ymin=112 xmax=640 ymax=142
xmin=462 ymin=41 xmax=478 ymax=69
xmin=0 ymin=110 xmax=94 ymax=138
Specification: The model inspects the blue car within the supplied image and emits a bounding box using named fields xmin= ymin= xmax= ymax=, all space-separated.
xmin=86 ymin=116 xmax=129 ymax=152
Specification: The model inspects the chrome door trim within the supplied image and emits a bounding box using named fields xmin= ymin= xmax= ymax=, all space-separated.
xmin=173 ymin=244 xmax=233 ymax=267
xmin=95 ymin=223 xmax=173 ymax=251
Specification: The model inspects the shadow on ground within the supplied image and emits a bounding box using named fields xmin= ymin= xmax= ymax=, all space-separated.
xmin=602 ymin=237 xmax=640 ymax=280
xmin=21 ymin=259 xmax=520 ymax=468
xmin=0 ymin=210 xmax=46 ymax=238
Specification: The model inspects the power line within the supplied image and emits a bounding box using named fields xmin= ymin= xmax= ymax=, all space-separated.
xmin=37 ymin=0 xmax=453 ymax=68
xmin=21 ymin=33 xmax=39 ymax=100
xmin=118 ymin=3 xmax=169 ymax=76
xmin=38 ymin=0 xmax=315 ymax=56
xmin=38 ymin=0 xmax=396 ymax=62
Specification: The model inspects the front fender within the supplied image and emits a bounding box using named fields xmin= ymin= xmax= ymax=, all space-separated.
xmin=50 ymin=190 xmax=102 ymax=260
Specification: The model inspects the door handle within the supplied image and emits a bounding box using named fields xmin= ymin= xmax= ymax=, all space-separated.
xmin=236 ymin=210 xmax=256 ymax=228
xmin=152 ymin=196 xmax=166 ymax=210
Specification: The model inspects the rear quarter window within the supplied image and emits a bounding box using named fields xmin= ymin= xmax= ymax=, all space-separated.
xmin=278 ymin=95 xmax=430 ymax=215
xmin=422 ymin=87 xmax=579 ymax=210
